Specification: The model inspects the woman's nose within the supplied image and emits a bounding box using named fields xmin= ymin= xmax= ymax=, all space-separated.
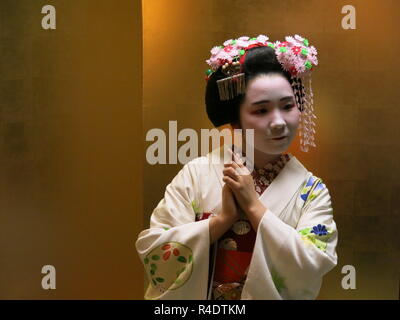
xmin=269 ymin=110 xmax=286 ymax=130
xmin=271 ymin=123 xmax=284 ymax=132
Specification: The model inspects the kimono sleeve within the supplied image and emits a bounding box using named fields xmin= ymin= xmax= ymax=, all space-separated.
xmin=242 ymin=180 xmax=338 ymax=300
xmin=135 ymin=159 xmax=211 ymax=300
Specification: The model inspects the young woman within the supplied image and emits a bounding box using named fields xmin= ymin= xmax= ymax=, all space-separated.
xmin=136 ymin=35 xmax=338 ymax=300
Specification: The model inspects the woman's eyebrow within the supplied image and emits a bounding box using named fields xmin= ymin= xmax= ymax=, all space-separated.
xmin=252 ymin=96 xmax=294 ymax=105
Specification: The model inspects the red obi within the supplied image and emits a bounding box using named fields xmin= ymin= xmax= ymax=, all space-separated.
xmin=213 ymin=220 xmax=256 ymax=284
xmin=214 ymin=248 xmax=252 ymax=283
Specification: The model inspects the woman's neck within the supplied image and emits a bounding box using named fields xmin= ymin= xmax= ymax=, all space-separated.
xmin=253 ymin=148 xmax=282 ymax=170
xmin=236 ymin=142 xmax=282 ymax=170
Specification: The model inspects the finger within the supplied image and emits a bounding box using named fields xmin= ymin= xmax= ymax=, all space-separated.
xmin=224 ymin=161 xmax=239 ymax=169
xmin=232 ymin=160 xmax=251 ymax=176
xmin=227 ymin=148 xmax=240 ymax=165
xmin=222 ymin=175 xmax=241 ymax=190
xmin=237 ymin=165 xmax=251 ymax=176
xmin=224 ymin=162 xmax=234 ymax=167
xmin=224 ymin=162 xmax=249 ymax=177
xmin=223 ymin=176 xmax=240 ymax=190
xmin=234 ymin=155 xmax=251 ymax=176
xmin=226 ymin=149 xmax=249 ymax=175
xmin=233 ymin=154 xmax=252 ymax=175
xmin=233 ymin=152 xmax=245 ymax=167
xmin=227 ymin=147 xmax=234 ymax=159
xmin=223 ymin=166 xmax=237 ymax=176
xmin=223 ymin=167 xmax=239 ymax=181
xmin=225 ymin=162 xmax=246 ymax=178
xmin=225 ymin=148 xmax=235 ymax=165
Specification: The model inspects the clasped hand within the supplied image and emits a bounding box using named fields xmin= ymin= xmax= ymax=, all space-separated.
xmin=221 ymin=150 xmax=267 ymax=230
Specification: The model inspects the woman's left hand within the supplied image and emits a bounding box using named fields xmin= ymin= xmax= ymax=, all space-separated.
xmin=222 ymin=151 xmax=267 ymax=229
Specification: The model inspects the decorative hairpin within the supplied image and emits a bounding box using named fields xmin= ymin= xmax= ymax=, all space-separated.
xmin=216 ymin=60 xmax=245 ymax=101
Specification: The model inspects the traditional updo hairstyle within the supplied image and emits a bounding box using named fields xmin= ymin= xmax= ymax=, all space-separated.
xmin=205 ymin=46 xmax=305 ymax=127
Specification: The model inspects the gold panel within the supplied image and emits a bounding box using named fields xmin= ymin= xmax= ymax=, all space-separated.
xmin=0 ymin=0 xmax=143 ymax=298
xmin=143 ymin=0 xmax=399 ymax=299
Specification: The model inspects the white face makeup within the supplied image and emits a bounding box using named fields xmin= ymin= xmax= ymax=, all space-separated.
xmin=238 ymin=73 xmax=300 ymax=155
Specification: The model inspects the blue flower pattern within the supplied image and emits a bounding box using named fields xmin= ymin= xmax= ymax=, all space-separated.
xmin=298 ymin=224 xmax=333 ymax=252
xmin=300 ymin=176 xmax=316 ymax=201
xmin=300 ymin=176 xmax=325 ymax=203
xmin=310 ymin=224 xmax=328 ymax=236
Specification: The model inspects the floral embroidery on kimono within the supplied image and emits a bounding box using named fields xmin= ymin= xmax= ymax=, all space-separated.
xmin=298 ymin=224 xmax=334 ymax=252
xmin=300 ymin=175 xmax=326 ymax=204
xmin=143 ymin=242 xmax=194 ymax=299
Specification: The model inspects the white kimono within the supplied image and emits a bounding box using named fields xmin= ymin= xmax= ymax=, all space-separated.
xmin=136 ymin=146 xmax=338 ymax=300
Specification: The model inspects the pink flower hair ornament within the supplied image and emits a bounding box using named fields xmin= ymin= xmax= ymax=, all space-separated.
xmin=205 ymin=34 xmax=318 ymax=152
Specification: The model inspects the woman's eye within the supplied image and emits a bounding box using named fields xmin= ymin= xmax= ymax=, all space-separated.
xmin=254 ymin=109 xmax=266 ymax=114
xmin=254 ymin=108 xmax=268 ymax=114
xmin=283 ymin=104 xmax=294 ymax=110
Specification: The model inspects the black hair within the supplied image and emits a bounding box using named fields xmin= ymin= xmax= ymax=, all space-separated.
xmin=205 ymin=46 xmax=305 ymax=127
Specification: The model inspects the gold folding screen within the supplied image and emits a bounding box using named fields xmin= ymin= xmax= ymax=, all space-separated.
xmin=0 ymin=0 xmax=143 ymax=299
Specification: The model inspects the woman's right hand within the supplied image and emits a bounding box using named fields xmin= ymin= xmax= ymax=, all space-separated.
xmin=220 ymin=183 xmax=241 ymax=224
xmin=209 ymin=184 xmax=240 ymax=244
